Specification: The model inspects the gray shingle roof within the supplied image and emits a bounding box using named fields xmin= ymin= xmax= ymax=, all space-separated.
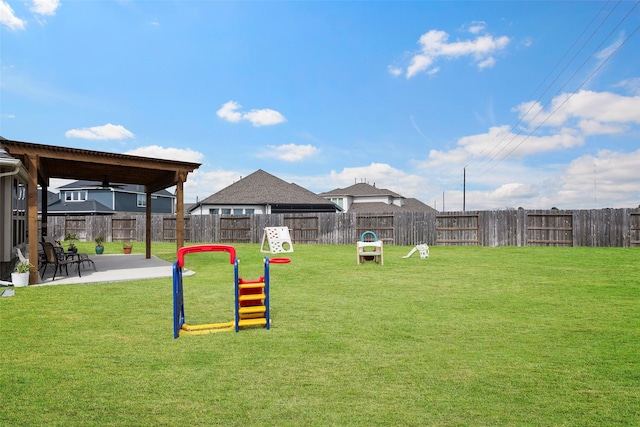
xmin=47 ymin=199 xmax=114 ymax=215
xmin=403 ymin=198 xmax=438 ymax=212
xmin=200 ymin=169 xmax=335 ymax=205
xmin=319 ymin=182 xmax=402 ymax=198
xmin=348 ymin=199 xmax=437 ymax=214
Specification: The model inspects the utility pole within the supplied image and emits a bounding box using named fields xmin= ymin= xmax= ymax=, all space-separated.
xmin=463 ymin=167 xmax=466 ymax=212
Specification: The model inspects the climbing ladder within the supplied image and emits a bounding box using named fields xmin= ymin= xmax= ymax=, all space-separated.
xmin=235 ymin=260 xmax=271 ymax=332
xmin=173 ymin=244 xmax=271 ymax=338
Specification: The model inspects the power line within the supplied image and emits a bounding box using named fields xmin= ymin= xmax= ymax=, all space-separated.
xmin=478 ymin=2 xmax=640 ymax=176
xmin=470 ymin=0 xmax=618 ymax=174
xmin=470 ymin=1 xmax=639 ymax=178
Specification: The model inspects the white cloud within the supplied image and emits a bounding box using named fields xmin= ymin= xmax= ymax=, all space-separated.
xmin=563 ymin=150 xmax=640 ymax=194
xmin=477 ymin=57 xmax=496 ymax=69
xmin=125 ymin=146 xmax=204 ymax=163
xmin=216 ymin=100 xmax=286 ymax=127
xmin=423 ymin=147 xmax=471 ymax=167
xmin=413 ymin=86 xmax=640 ymax=210
xmin=260 ymin=144 xmax=319 ymax=162
xmin=491 ymin=182 xmax=538 ymax=199
xmin=407 ymin=54 xmax=435 ymax=78
xmin=65 ymin=123 xmax=135 ymax=140
xmin=243 ymin=108 xmax=287 ymax=127
xmin=387 ymin=65 xmax=402 ymax=77
xmin=614 ymin=77 xmax=640 ymax=95
xmin=462 ymin=125 xmax=584 ymax=158
xmin=466 ymin=21 xmax=487 ymax=35
xmin=216 ymin=101 xmax=243 ymax=123
xmin=515 ymin=90 xmax=640 ymax=129
xmin=424 ymin=89 xmax=640 ymax=167
xmin=0 ymin=1 xmax=26 ymax=30
xmin=30 ymin=0 xmax=60 ymax=16
xmin=400 ymin=26 xmax=511 ymax=78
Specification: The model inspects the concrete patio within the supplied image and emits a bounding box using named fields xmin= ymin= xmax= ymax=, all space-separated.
xmin=35 ymin=253 xmax=194 ymax=286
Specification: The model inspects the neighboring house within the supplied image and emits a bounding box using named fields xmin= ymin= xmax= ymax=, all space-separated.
xmin=319 ymin=182 xmax=437 ymax=213
xmin=189 ymin=169 xmax=341 ymax=215
xmin=52 ymin=180 xmax=176 ymax=215
xmin=37 ymin=190 xmax=113 ymax=216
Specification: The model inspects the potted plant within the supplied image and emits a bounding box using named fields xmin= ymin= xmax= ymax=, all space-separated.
xmin=123 ymin=242 xmax=133 ymax=254
xmin=95 ymin=235 xmax=105 ymax=254
xmin=64 ymin=233 xmax=78 ymax=253
xmin=12 ymin=261 xmax=33 ymax=287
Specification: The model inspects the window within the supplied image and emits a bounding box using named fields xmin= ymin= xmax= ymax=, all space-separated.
xmin=331 ymin=197 xmax=344 ymax=208
xmin=137 ymin=194 xmax=146 ymax=207
xmin=245 ymin=209 xmax=255 ymax=214
xmin=65 ymin=191 xmax=88 ymax=201
xmin=233 ymin=209 xmax=243 ymax=215
xmin=12 ymin=179 xmax=27 ymax=247
xmin=209 ymin=208 xmax=219 ymax=215
xmin=221 ymin=208 xmax=231 ymax=214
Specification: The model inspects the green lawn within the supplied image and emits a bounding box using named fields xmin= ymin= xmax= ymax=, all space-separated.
xmin=1 ymin=244 xmax=639 ymax=426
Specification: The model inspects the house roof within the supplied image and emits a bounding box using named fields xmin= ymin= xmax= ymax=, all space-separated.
xmin=46 ymin=199 xmax=115 ymax=215
xmin=319 ymin=182 xmax=402 ymax=198
xmin=59 ymin=180 xmax=174 ymax=197
xmin=197 ymin=169 xmax=338 ymax=207
xmin=320 ymin=182 xmax=437 ymax=213
xmin=348 ymin=198 xmax=437 ymax=214
xmin=347 ymin=202 xmax=401 ymax=213
xmin=403 ymin=198 xmax=438 ymax=212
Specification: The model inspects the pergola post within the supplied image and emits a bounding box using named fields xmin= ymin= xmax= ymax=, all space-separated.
xmin=27 ymin=155 xmax=39 ymax=285
xmin=146 ymin=191 xmax=152 ymax=259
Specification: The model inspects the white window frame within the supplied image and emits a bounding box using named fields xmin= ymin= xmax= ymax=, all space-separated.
xmin=331 ymin=197 xmax=344 ymax=208
xmin=65 ymin=190 xmax=88 ymax=202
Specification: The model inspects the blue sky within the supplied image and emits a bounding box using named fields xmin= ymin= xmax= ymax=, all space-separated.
xmin=1 ymin=0 xmax=639 ymax=210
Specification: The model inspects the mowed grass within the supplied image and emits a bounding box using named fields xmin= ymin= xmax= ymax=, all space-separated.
xmin=1 ymin=244 xmax=638 ymax=426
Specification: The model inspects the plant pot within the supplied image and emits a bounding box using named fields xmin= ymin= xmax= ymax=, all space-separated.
xmin=123 ymin=247 xmax=132 ymax=254
xmin=11 ymin=272 xmax=30 ymax=287
xmin=95 ymin=245 xmax=104 ymax=255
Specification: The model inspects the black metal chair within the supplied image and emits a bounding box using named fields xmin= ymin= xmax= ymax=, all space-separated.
xmin=77 ymin=253 xmax=97 ymax=272
xmin=40 ymin=242 xmax=82 ymax=280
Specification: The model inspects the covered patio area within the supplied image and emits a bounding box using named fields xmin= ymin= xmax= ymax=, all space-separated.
xmin=1 ymin=138 xmax=201 ymax=285
xmin=35 ymin=254 xmax=194 ymax=286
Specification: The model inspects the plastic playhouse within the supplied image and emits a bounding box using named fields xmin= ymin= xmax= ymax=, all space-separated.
xmin=172 ymin=244 xmax=289 ymax=338
xmin=356 ymin=231 xmax=384 ymax=265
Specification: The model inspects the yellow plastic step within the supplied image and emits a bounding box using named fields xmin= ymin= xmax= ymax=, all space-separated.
xmin=238 ymin=306 xmax=266 ymax=315
xmin=238 ymin=318 xmax=267 ymax=327
xmin=238 ymin=283 xmax=265 ymax=290
xmin=180 ymin=322 xmax=234 ymax=334
xmin=239 ymin=294 xmax=265 ymax=302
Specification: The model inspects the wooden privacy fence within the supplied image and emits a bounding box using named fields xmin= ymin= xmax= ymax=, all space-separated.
xmin=44 ymin=208 xmax=640 ymax=248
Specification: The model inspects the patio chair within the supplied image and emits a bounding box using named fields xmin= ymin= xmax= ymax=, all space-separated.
xmin=40 ymin=242 xmax=82 ymax=280
xmin=42 ymin=235 xmax=61 ymax=246
xmin=77 ymin=253 xmax=97 ymax=272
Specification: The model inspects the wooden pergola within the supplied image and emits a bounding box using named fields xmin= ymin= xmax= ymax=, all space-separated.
xmin=2 ymin=139 xmax=200 ymax=285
